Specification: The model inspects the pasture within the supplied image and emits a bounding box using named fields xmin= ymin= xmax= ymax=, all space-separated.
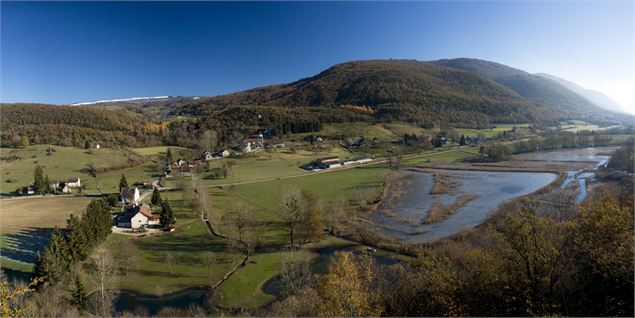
xmin=0 ymin=196 xmax=92 ymax=273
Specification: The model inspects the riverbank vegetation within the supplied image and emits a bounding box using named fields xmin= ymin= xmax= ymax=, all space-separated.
xmin=269 ymin=184 xmax=634 ymax=316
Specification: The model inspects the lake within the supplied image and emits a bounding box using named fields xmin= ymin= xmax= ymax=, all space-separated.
xmin=371 ymin=170 xmax=557 ymax=243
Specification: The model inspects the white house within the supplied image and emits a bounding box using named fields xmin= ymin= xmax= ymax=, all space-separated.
xmin=117 ymin=204 xmax=158 ymax=229
xmin=120 ymin=187 xmax=140 ymax=204
xmin=65 ymin=177 xmax=81 ymax=188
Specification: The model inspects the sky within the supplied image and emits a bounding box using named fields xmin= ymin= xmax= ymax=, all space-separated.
xmin=1 ymin=1 xmax=634 ymax=113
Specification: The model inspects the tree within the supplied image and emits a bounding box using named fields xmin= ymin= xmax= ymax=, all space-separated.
xmin=324 ymin=197 xmax=348 ymax=234
xmin=301 ymin=190 xmax=323 ymax=243
xmin=318 ymin=252 xmax=382 ymax=317
xmin=199 ymin=130 xmax=218 ymax=151
xmin=1 ymin=276 xmax=37 ymax=317
xmin=20 ymin=135 xmax=29 ymax=148
xmin=42 ymin=175 xmax=51 ymax=195
xmin=118 ymin=174 xmax=128 ymax=192
xmin=280 ymin=252 xmax=313 ymax=297
xmin=90 ymin=248 xmax=115 ymax=316
xmin=150 ymin=187 xmax=162 ymax=205
xmin=459 ymin=134 xmax=466 ymax=146
xmin=166 ymin=148 xmax=173 ymax=164
xmin=160 ymin=200 xmax=176 ymax=227
xmin=32 ymin=227 xmax=68 ymax=285
xmin=33 ymin=166 xmax=44 ymax=195
xmin=70 ymin=276 xmax=88 ymax=311
xmin=279 ymin=186 xmax=303 ymax=249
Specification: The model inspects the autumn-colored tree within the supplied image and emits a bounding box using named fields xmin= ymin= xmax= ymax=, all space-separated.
xmin=318 ymin=252 xmax=382 ymax=317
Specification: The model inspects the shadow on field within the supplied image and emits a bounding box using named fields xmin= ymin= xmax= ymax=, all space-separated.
xmin=1 ymin=227 xmax=53 ymax=263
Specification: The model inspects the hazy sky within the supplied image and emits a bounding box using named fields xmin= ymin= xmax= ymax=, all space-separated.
xmin=1 ymin=1 xmax=633 ymax=113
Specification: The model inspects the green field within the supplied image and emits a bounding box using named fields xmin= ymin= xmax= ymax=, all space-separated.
xmin=0 ymin=145 xmax=138 ymax=194
xmin=131 ymin=146 xmax=196 ymax=157
xmin=454 ymin=123 xmax=532 ymax=138
xmin=232 ymin=166 xmax=386 ymax=212
xmin=163 ymin=145 xmax=356 ymax=188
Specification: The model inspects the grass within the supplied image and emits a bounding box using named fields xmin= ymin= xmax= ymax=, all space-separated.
xmin=0 ymin=145 xmax=135 ymax=194
xmin=164 ymin=145 xmax=354 ymax=188
xmin=0 ymin=196 xmax=91 ymax=233
xmin=232 ymin=166 xmax=386 ymax=212
xmin=316 ymin=123 xmax=397 ymax=141
xmin=216 ymin=250 xmax=311 ymax=309
xmin=403 ymin=148 xmax=480 ymax=165
xmin=454 ymin=123 xmax=531 ymax=138
xmin=0 ymin=196 xmax=92 ymax=274
xmin=131 ymin=146 xmax=195 ymax=156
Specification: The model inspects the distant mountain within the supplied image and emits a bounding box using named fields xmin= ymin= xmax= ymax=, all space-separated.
xmin=431 ymin=58 xmax=607 ymax=117
xmin=184 ymin=60 xmax=552 ymax=126
xmin=534 ymin=73 xmax=623 ymax=113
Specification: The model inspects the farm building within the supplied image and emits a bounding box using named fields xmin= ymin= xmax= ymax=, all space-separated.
xmin=343 ymin=156 xmax=374 ymax=166
xmin=317 ymin=157 xmax=342 ymax=169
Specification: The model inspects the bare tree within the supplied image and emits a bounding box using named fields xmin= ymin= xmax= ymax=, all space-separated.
xmin=324 ymin=197 xmax=348 ymax=234
xmin=89 ymin=248 xmax=116 ymax=316
xmin=355 ymin=187 xmax=377 ymax=211
xmin=194 ymin=178 xmax=211 ymax=220
xmin=279 ymin=252 xmax=313 ymax=297
xmin=199 ymin=130 xmax=218 ymax=152
xmin=278 ymin=186 xmax=304 ymax=249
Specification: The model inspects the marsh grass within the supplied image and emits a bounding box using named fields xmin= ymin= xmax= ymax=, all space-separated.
xmin=425 ymin=194 xmax=478 ymax=224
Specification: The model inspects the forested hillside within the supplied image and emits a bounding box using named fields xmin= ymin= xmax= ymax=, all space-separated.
xmin=0 ymin=104 xmax=168 ymax=148
xmin=432 ymin=58 xmax=609 ymax=117
xmin=180 ymin=60 xmax=540 ymax=127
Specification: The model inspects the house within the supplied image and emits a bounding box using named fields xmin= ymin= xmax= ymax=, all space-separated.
xmin=317 ymin=157 xmax=342 ymax=169
xmin=95 ymin=144 xmax=101 ymax=149
xmin=203 ymin=149 xmax=231 ymax=160
xmin=116 ymin=204 xmax=159 ymax=229
xmin=120 ymin=187 xmax=140 ymax=204
xmin=238 ymin=134 xmax=264 ymax=153
xmin=65 ymin=177 xmax=81 ymax=188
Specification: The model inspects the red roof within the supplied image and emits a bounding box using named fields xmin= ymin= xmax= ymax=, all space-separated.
xmin=138 ymin=204 xmax=153 ymax=218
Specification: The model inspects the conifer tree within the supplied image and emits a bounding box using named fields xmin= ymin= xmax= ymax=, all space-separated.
xmin=33 ymin=166 xmax=44 ymax=194
xmin=118 ymin=174 xmax=128 ymax=192
xmin=70 ymin=276 xmax=88 ymax=311
xmin=43 ymin=174 xmax=51 ymax=195
xmin=160 ymin=200 xmax=176 ymax=227
xmin=459 ymin=134 xmax=466 ymax=146
xmin=151 ymin=187 xmax=162 ymax=205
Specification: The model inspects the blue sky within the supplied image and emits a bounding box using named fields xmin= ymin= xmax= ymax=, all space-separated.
xmin=1 ymin=1 xmax=633 ymax=112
